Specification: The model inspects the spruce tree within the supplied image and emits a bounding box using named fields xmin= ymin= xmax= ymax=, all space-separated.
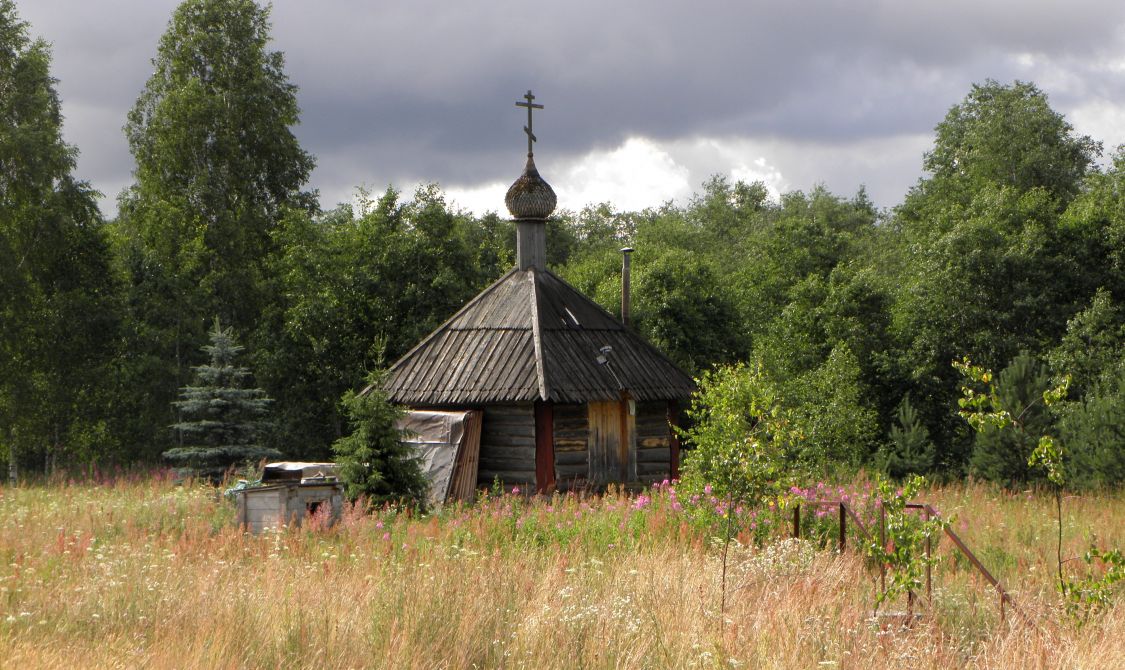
xmin=332 ymin=372 xmax=426 ymax=506
xmin=164 ymin=318 xmax=279 ymax=477
xmin=878 ymin=396 xmax=936 ymax=478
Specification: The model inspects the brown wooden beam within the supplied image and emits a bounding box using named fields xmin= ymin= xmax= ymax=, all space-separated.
xmin=667 ymin=400 xmax=681 ymax=480
xmin=534 ymin=401 xmax=555 ymax=493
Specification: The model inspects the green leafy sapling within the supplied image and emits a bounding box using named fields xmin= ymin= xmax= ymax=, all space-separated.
xmin=865 ymin=474 xmax=947 ymax=615
xmin=679 ymin=361 xmax=801 ymax=628
xmin=956 ymin=356 xmax=1122 ymax=622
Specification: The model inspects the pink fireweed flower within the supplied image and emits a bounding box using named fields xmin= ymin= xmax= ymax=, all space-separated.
xmin=382 ymin=532 xmax=390 ymax=540
xmin=511 ymin=486 xmax=520 ymax=495
xmin=704 ymin=484 xmax=712 ymax=495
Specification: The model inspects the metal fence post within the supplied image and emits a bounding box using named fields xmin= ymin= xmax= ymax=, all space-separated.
xmin=838 ymin=503 xmax=846 ymax=552
xmin=879 ymin=506 xmax=886 ymax=598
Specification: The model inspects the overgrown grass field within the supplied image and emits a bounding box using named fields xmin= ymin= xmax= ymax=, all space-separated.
xmin=1 ymin=474 xmax=1122 ymax=669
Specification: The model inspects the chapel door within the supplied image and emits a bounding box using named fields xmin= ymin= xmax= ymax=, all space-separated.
xmin=587 ymin=397 xmax=636 ymax=486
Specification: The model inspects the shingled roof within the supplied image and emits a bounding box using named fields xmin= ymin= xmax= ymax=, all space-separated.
xmin=383 ymin=267 xmax=696 ymax=406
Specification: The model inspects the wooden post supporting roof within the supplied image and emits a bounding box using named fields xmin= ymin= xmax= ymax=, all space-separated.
xmin=534 ymin=401 xmax=555 ymax=493
xmin=668 ymin=400 xmax=681 ymax=480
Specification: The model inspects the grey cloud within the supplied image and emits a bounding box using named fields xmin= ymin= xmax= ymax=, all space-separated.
xmin=14 ymin=0 xmax=1125 ymax=214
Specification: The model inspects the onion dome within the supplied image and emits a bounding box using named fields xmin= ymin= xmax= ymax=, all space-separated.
xmin=505 ymin=156 xmax=557 ymax=219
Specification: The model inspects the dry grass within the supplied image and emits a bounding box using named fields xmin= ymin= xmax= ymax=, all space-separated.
xmin=0 ymin=476 xmax=1122 ymax=669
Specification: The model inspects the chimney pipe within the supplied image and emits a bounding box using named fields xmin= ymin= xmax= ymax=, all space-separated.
xmin=620 ymin=247 xmax=634 ymax=327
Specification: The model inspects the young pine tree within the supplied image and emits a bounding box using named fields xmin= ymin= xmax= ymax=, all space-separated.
xmin=878 ymin=396 xmax=936 ymax=479
xmin=164 ymin=318 xmax=279 ymax=478
xmin=969 ymin=352 xmax=1055 ymax=486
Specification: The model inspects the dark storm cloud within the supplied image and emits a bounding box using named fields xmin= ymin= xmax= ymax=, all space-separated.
xmin=16 ymin=0 xmax=1125 ymax=213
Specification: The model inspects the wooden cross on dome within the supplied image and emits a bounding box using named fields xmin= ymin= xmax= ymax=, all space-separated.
xmin=516 ymin=90 xmax=543 ymax=158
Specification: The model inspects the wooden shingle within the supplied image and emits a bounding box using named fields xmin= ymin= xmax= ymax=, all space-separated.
xmin=383 ymin=267 xmax=695 ymax=406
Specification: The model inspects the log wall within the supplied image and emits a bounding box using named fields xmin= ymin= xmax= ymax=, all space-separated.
xmin=552 ymin=403 xmax=589 ymax=490
xmin=636 ymin=401 xmax=673 ymax=483
xmin=477 ymin=403 xmax=537 ymax=488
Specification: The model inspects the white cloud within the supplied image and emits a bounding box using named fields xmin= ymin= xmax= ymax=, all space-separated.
xmin=1069 ymin=101 xmax=1125 ymax=153
xmin=438 ymin=133 xmax=934 ymax=218
xmin=555 ymin=138 xmax=692 ymax=212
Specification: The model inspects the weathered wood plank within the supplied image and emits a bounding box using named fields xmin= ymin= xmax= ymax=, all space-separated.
xmin=556 ymin=465 xmax=587 ymax=479
xmin=553 ymin=428 xmax=588 ymax=438
xmin=555 ymin=450 xmax=587 ymax=466
xmin=479 ymin=444 xmax=536 ymax=459
xmin=477 ymin=469 xmax=536 ymax=485
xmin=554 ymin=438 xmax=587 ymax=451
xmin=483 ymin=422 xmax=536 ymax=436
xmin=480 ymin=433 xmax=536 ymax=448
xmin=638 ymin=436 xmax=670 ymax=449
xmin=636 ymin=447 xmax=671 ymax=463
xmin=484 ymin=405 xmax=535 ymax=418
xmin=638 ymin=462 xmax=671 ymax=477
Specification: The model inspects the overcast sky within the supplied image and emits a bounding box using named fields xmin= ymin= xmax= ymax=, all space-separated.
xmin=17 ymin=0 xmax=1125 ymax=218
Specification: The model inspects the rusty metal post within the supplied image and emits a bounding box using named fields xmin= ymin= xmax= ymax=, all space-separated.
xmin=792 ymin=504 xmax=800 ymax=539
xmin=838 ymin=503 xmax=846 ymax=552
xmin=924 ymin=509 xmax=933 ymax=602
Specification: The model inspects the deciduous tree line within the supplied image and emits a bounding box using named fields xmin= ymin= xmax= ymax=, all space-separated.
xmin=2 ymin=0 xmax=1123 ymax=488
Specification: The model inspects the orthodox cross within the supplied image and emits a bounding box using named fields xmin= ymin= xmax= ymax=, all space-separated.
xmin=516 ymin=90 xmax=543 ymax=158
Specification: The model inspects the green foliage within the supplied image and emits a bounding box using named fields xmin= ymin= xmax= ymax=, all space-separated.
xmin=954 ymin=354 xmax=1124 ymax=619
xmin=163 ymin=318 xmax=278 ymax=475
xmin=114 ymin=0 xmax=314 ymax=455
xmin=891 ymin=81 xmax=1103 ymax=472
xmin=878 ymin=396 xmax=936 ymax=478
xmin=962 ymin=352 xmax=1060 ymax=486
xmin=782 ymin=344 xmax=880 ymax=468
xmin=1048 ymin=289 xmax=1125 ymax=397
xmin=864 ymin=475 xmax=947 ymax=611
xmin=332 ymin=373 xmax=426 ymax=506
xmin=1059 ymin=361 xmax=1125 ymax=488
xmin=0 ymin=0 xmax=122 ymax=473
xmin=679 ymin=362 xmax=799 ymax=505
xmin=1062 ymin=546 xmax=1125 ymax=625
xmin=922 ymin=79 xmax=1099 ymax=205
xmin=631 ymin=250 xmax=745 ymax=374
xmin=120 ymin=0 xmax=315 ymax=327
xmin=254 ymin=186 xmax=506 ymax=458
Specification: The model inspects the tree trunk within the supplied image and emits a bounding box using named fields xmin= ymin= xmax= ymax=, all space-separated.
xmin=8 ymin=426 xmax=17 ymax=486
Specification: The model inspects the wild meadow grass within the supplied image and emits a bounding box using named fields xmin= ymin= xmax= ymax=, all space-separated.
xmin=0 ymin=473 xmax=1122 ymax=669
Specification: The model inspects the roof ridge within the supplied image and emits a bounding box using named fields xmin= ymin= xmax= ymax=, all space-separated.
xmin=528 ymin=267 xmax=549 ymax=401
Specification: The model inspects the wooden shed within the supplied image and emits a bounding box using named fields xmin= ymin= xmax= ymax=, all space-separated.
xmin=234 ymin=462 xmax=344 ymax=533
xmin=381 ymin=92 xmax=695 ymax=493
